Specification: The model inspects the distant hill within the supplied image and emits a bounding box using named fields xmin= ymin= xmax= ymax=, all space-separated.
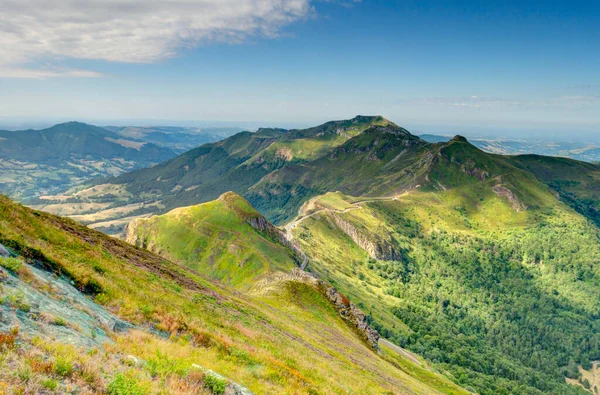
xmin=0 ymin=122 xmax=240 ymax=200
xmin=420 ymin=133 xmax=600 ymax=162
xmin=105 ymin=125 xmax=243 ymax=153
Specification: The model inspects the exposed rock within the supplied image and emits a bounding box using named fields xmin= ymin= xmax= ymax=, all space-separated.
xmin=0 ymin=243 xmax=9 ymax=258
xmin=251 ymin=269 xmax=380 ymax=349
xmin=331 ymin=216 xmax=401 ymax=261
xmin=0 ymin=259 xmax=129 ymax=349
xmin=324 ymin=285 xmax=380 ymax=349
xmin=493 ymin=185 xmax=527 ymax=212
xmin=275 ymin=147 xmax=293 ymax=161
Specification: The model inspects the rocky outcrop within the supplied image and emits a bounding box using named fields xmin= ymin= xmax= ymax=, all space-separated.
xmin=325 ymin=285 xmax=380 ymax=349
xmin=252 ymin=269 xmax=380 ymax=349
xmin=493 ymin=185 xmax=527 ymax=212
xmin=331 ymin=216 xmax=401 ymax=261
xmin=0 ymin=243 xmax=9 ymax=258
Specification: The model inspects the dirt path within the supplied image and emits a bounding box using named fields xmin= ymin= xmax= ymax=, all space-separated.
xmin=282 ymin=194 xmax=404 ymax=270
xmin=379 ymin=338 xmax=424 ymax=366
xmin=283 ymin=195 xmax=403 ymax=243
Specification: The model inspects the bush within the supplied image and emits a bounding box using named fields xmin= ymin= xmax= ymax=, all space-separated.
xmin=107 ymin=373 xmax=148 ymax=395
xmin=204 ymin=373 xmax=228 ymax=395
xmin=42 ymin=378 xmax=58 ymax=390
xmin=54 ymin=357 xmax=73 ymax=377
xmin=0 ymin=257 xmax=23 ymax=272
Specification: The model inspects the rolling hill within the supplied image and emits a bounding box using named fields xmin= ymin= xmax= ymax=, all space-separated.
xmin=0 ymin=194 xmax=467 ymax=394
xmin=0 ymin=122 xmax=178 ymax=199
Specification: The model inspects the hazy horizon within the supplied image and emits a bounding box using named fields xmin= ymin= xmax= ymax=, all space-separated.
xmin=0 ymin=1 xmax=598 ymax=135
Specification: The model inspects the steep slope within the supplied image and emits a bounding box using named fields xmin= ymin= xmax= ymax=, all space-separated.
xmin=291 ymin=166 xmax=600 ymax=394
xmin=0 ymin=195 xmax=467 ymax=394
xmin=0 ymin=122 xmax=176 ymax=199
xmin=124 ymin=192 xmax=301 ymax=290
xmin=510 ymin=155 xmax=600 ymax=226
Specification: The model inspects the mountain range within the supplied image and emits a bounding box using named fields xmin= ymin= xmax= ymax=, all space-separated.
xmin=0 ymin=122 xmax=238 ymax=200
xmin=3 ymin=116 xmax=600 ymax=393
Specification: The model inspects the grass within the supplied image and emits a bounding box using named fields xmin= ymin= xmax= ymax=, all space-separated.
xmin=124 ymin=193 xmax=297 ymax=290
xmin=0 ymin=194 xmax=467 ymax=394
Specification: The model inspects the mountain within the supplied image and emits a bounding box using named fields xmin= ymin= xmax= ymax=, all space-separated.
xmin=42 ymin=116 xmax=394 ymax=234
xmin=420 ymin=133 xmax=600 ymax=162
xmin=10 ymin=115 xmax=600 ymax=394
xmin=105 ymin=125 xmax=243 ymax=153
xmin=0 ymin=194 xmax=467 ymax=394
xmin=0 ymin=122 xmax=178 ymax=199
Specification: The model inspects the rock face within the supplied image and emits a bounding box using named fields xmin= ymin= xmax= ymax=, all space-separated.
xmin=0 ymin=243 xmax=9 ymax=258
xmin=331 ymin=216 xmax=401 ymax=261
xmin=325 ymin=285 xmax=380 ymax=349
xmin=493 ymin=184 xmax=527 ymax=212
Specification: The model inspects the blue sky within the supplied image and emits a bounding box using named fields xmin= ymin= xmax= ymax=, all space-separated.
xmin=0 ymin=0 xmax=598 ymax=136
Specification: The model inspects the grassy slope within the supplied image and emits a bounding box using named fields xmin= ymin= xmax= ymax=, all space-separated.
xmin=510 ymin=154 xmax=600 ymax=227
xmin=124 ymin=192 xmax=298 ymax=290
xmin=0 ymin=195 xmax=467 ymax=395
xmin=247 ymin=124 xmax=430 ymax=224
xmin=294 ymin=169 xmax=600 ymax=395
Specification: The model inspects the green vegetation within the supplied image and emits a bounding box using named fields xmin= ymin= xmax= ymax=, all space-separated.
xmin=50 ymin=116 xmax=396 ymax=230
xmin=295 ymin=184 xmax=599 ymax=394
xmin=124 ymin=192 xmax=297 ymax=289
xmin=0 ymin=194 xmax=466 ymax=394
xmin=0 ymin=256 xmax=23 ymax=272
xmin=203 ymin=373 xmax=228 ymax=394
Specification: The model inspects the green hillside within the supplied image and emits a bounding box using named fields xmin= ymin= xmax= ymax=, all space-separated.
xmin=511 ymin=155 xmax=600 ymax=226
xmin=47 ymin=116 xmax=394 ymax=233
xmin=291 ymin=176 xmax=600 ymax=394
xmin=0 ymin=194 xmax=468 ymax=394
xmin=123 ymin=192 xmax=300 ymax=290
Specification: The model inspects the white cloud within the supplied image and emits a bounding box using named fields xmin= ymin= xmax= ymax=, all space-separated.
xmin=0 ymin=0 xmax=313 ymax=77
xmin=0 ymin=68 xmax=105 ymax=79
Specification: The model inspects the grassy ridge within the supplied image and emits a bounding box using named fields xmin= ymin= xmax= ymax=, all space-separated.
xmin=124 ymin=192 xmax=297 ymax=290
xmin=0 ymin=195 xmax=468 ymax=394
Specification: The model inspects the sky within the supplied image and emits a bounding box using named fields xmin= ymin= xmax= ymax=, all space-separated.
xmin=0 ymin=0 xmax=598 ymax=137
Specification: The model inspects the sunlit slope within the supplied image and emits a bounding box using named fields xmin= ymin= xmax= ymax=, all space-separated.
xmin=124 ymin=192 xmax=299 ymax=290
xmin=292 ymin=177 xmax=600 ymax=394
xmin=52 ymin=116 xmax=394 ymax=233
xmin=0 ymin=195 xmax=468 ymax=394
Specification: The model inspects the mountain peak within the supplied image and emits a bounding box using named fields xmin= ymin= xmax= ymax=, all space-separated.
xmin=451 ymin=135 xmax=469 ymax=143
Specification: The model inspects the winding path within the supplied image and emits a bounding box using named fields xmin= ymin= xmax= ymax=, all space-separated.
xmin=282 ymin=194 xmax=406 ymax=269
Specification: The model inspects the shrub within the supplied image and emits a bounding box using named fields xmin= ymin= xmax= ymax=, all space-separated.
xmin=107 ymin=373 xmax=147 ymax=395
xmin=42 ymin=378 xmax=58 ymax=390
xmin=17 ymin=362 xmax=32 ymax=382
xmin=0 ymin=257 xmax=23 ymax=272
xmin=0 ymin=327 xmax=18 ymax=350
xmin=54 ymin=357 xmax=73 ymax=377
xmin=203 ymin=373 xmax=228 ymax=395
